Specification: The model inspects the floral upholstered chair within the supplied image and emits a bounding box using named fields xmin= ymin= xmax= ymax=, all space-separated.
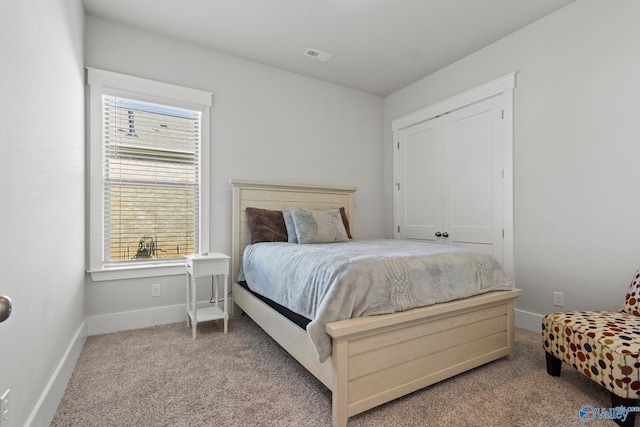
xmin=542 ymin=269 xmax=640 ymax=427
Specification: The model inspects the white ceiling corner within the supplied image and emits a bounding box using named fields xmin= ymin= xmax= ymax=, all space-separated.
xmin=82 ymin=0 xmax=577 ymax=96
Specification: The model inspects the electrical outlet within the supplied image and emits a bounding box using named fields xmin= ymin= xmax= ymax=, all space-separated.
xmin=553 ymin=291 xmax=565 ymax=307
xmin=151 ymin=284 xmax=161 ymax=297
xmin=1 ymin=389 xmax=10 ymax=427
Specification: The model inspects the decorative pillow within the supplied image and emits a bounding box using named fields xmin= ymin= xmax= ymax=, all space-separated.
xmin=290 ymin=208 xmax=349 ymax=244
xmin=282 ymin=209 xmax=298 ymax=243
xmin=245 ymin=207 xmax=288 ymax=244
xmin=622 ymin=268 xmax=640 ymax=316
xmin=283 ymin=207 xmax=351 ymax=242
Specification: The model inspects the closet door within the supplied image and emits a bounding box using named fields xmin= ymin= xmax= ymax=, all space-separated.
xmin=442 ymin=95 xmax=504 ymax=259
xmin=395 ymin=118 xmax=441 ymax=241
xmin=394 ymin=94 xmax=505 ymax=260
xmin=392 ymin=73 xmax=514 ymax=275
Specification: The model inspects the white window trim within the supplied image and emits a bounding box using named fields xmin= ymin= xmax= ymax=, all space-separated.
xmin=87 ymin=68 xmax=212 ymax=281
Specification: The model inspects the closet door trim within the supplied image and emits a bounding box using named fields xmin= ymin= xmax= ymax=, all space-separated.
xmin=391 ymin=73 xmax=516 ymax=132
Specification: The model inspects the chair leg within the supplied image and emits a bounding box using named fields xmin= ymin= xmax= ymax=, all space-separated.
xmin=611 ymin=393 xmax=638 ymax=427
xmin=545 ymin=352 xmax=562 ymax=376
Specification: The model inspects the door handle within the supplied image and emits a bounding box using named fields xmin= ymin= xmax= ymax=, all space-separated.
xmin=0 ymin=296 xmax=12 ymax=323
xmin=435 ymin=232 xmax=442 ymax=237
xmin=442 ymin=232 xmax=449 ymax=238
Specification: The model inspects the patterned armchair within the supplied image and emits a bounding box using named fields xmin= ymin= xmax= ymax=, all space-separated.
xmin=542 ymin=269 xmax=640 ymax=427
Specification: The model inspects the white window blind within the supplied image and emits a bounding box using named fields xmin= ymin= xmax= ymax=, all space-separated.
xmin=102 ymin=96 xmax=201 ymax=265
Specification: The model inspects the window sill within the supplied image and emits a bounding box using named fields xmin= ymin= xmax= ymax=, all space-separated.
xmin=88 ymin=262 xmax=186 ymax=282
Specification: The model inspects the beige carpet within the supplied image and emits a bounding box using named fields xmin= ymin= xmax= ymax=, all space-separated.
xmin=52 ymin=316 xmax=629 ymax=426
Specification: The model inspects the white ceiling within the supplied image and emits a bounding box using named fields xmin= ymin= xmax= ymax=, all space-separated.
xmin=82 ymin=0 xmax=576 ymax=96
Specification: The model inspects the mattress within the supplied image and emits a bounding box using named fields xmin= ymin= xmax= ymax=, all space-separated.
xmin=237 ymin=280 xmax=311 ymax=329
xmin=242 ymin=239 xmax=512 ymax=362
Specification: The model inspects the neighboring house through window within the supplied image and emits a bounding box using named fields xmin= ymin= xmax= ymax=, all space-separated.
xmin=87 ymin=68 xmax=212 ymax=281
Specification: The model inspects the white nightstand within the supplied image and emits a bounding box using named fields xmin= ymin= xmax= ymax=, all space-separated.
xmin=185 ymin=253 xmax=230 ymax=339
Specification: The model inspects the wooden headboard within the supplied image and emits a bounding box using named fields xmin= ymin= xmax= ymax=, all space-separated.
xmin=230 ymin=179 xmax=357 ymax=282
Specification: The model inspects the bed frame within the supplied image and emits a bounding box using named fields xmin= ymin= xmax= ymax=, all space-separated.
xmin=230 ymin=179 xmax=522 ymax=427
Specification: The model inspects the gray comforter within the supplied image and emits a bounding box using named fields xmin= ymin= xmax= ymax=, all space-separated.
xmin=242 ymin=239 xmax=512 ymax=362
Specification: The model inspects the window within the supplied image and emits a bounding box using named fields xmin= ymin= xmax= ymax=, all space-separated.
xmin=88 ymin=69 xmax=212 ymax=281
xmin=104 ymin=97 xmax=199 ymax=262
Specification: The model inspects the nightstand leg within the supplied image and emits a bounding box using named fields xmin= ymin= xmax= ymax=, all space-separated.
xmin=192 ymin=275 xmax=198 ymax=340
xmin=186 ymin=272 xmax=191 ymax=327
xmin=223 ymin=273 xmax=229 ymax=333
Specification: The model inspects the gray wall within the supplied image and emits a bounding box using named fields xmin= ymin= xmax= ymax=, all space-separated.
xmin=0 ymin=0 xmax=86 ymax=425
xmin=384 ymin=0 xmax=640 ymax=326
xmin=84 ymin=16 xmax=385 ymax=330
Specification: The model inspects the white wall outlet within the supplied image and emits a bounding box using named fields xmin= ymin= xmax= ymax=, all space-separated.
xmin=553 ymin=291 xmax=565 ymax=307
xmin=151 ymin=284 xmax=161 ymax=297
xmin=1 ymin=389 xmax=10 ymax=427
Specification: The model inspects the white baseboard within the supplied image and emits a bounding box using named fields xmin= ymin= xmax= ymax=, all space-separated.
xmin=87 ymin=304 xmax=186 ymax=336
xmin=87 ymin=299 xmax=234 ymax=336
xmin=88 ymin=302 xmax=543 ymax=336
xmin=515 ymin=308 xmax=543 ymax=333
xmin=27 ymin=318 xmax=87 ymax=427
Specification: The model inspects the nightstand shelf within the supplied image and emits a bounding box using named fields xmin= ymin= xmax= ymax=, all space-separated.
xmin=185 ymin=253 xmax=230 ymax=339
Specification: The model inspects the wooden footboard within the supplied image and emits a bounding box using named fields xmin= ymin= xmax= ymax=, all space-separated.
xmin=327 ymin=288 xmax=522 ymax=426
xmin=233 ymin=281 xmax=522 ymax=427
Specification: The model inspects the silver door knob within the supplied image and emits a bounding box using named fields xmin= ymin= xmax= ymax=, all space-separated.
xmin=442 ymin=232 xmax=449 ymax=238
xmin=0 ymin=296 xmax=12 ymax=323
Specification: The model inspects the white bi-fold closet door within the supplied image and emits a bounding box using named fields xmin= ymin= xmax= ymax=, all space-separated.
xmin=392 ymin=74 xmax=515 ymax=274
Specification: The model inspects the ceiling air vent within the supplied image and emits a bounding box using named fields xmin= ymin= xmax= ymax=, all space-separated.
xmin=304 ymin=48 xmax=332 ymax=62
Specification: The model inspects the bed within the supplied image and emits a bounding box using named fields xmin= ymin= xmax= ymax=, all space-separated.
xmin=230 ymin=179 xmax=523 ymax=427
